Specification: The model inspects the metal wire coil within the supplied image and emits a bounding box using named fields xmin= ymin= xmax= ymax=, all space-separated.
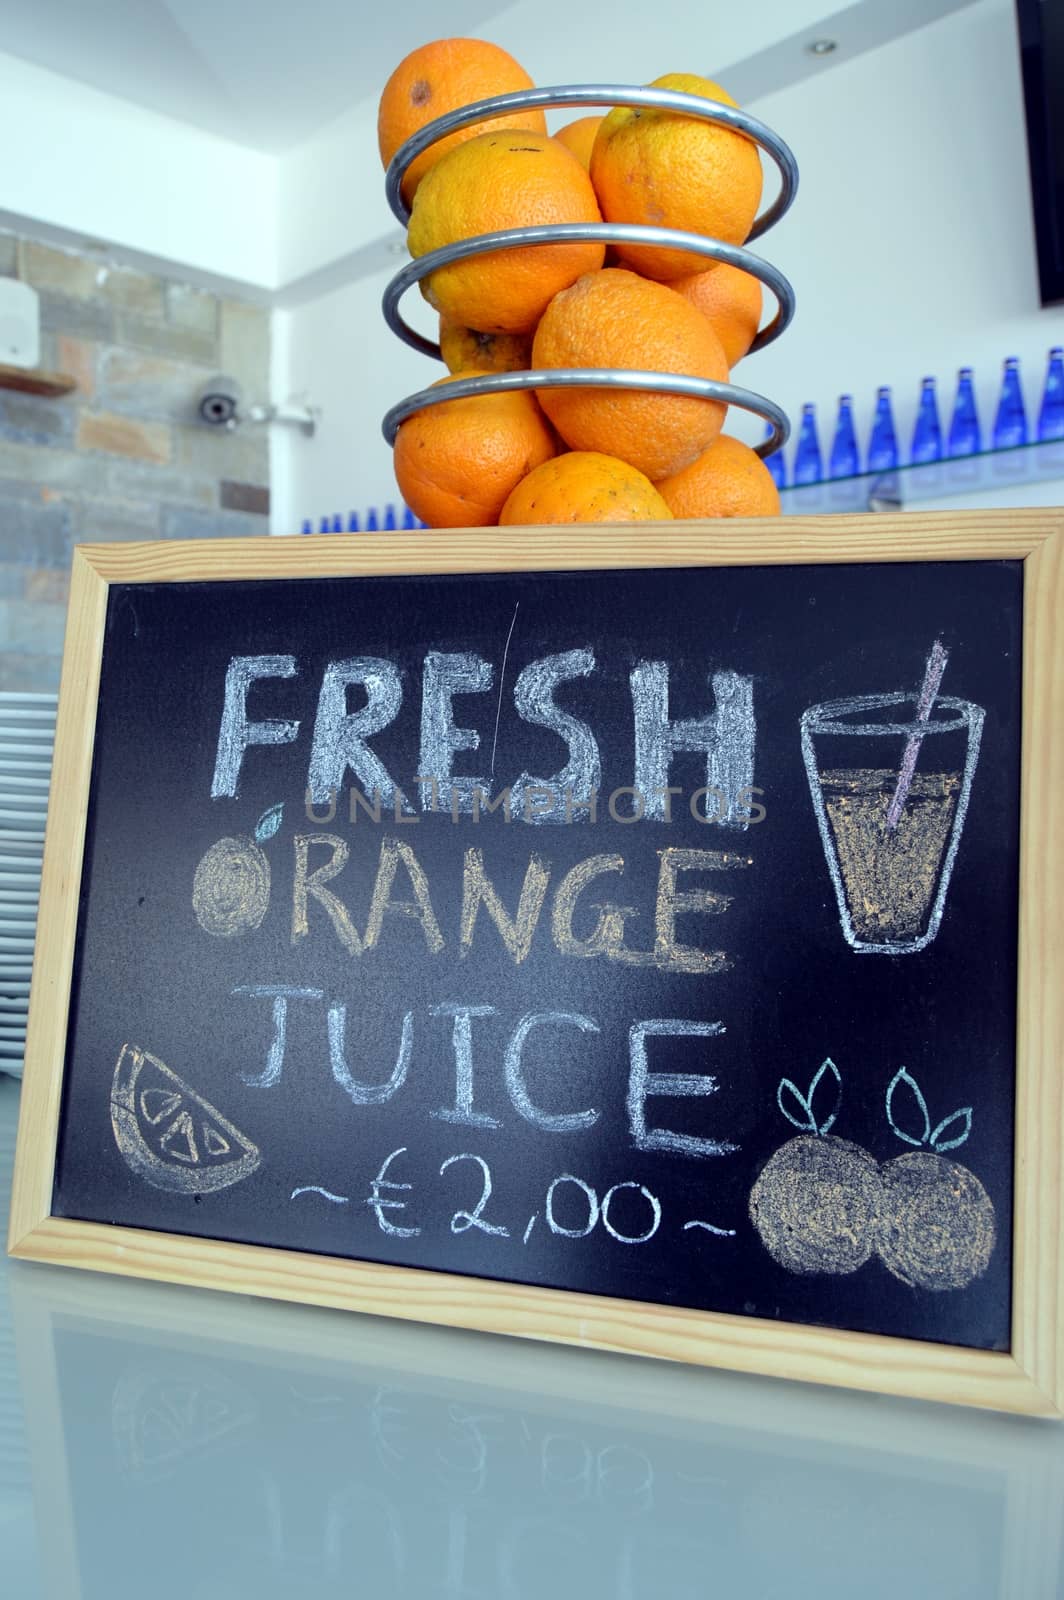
xmin=382 ymin=368 xmax=788 ymax=450
xmin=381 ymin=83 xmax=798 ymax=458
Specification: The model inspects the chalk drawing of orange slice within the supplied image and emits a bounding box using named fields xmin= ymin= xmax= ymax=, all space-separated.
xmin=110 ymin=1043 xmax=261 ymax=1194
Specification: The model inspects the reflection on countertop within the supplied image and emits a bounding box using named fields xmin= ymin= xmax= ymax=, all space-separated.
xmin=1 ymin=1075 xmax=1062 ymax=1599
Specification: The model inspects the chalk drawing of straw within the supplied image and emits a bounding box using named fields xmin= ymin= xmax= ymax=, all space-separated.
xmin=801 ymin=641 xmax=984 ymax=954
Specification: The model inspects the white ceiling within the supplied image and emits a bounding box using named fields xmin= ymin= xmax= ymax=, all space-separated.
xmin=0 ymin=0 xmax=504 ymax=151
xmin=0 ymin=0 xmax=979 ymax=154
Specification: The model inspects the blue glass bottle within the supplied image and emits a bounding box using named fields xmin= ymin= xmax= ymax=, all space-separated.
xmin=762 ymin=422 xmax=787 ymax=488
xmin=300 ymin=518 xmax=312 ymax=536
xmin=829 ymin=395 xmax=859 ymax=479
xmin=910 ymin=377 xmax=943 ymax=464
xmin=792 ymin=403 xmax=823 ymax=485
xmin=347 ymin=511 xmax=360 ymax=532
xmin=947 ymin=368 xmax=981 ymax=457
xmin=401 ymin=505 xmax=417 ymax=529
xmin=383 ymin=504 xmax=398 ymax=530
xmin=1037 ymin=346 xmax=1064 ymax=441
xmin=329 ymin=513 xmax=342 ymax=532
xmin=993 ymin=357 xmax=1028 ymax=450
xmin=867 ymin=386 xmax=899 ymax=472
xmin=365 ymin=508 xmax=380 ymax=532
xmin=318 ymin=516 xmax=330 ymax=534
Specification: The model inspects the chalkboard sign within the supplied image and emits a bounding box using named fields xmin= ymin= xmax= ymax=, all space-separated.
xmin=9 ymin=517 xmax=1064 ymax=1416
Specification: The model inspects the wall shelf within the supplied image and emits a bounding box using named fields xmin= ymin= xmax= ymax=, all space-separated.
xmin=0 ymin=362 xmax=77 ymax=399
xmin=779 ymin=438 xmax=1064 ymax=513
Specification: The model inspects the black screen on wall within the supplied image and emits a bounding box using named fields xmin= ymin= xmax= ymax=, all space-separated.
xmin=1017 ymin=0 xmax=1064 ymax=306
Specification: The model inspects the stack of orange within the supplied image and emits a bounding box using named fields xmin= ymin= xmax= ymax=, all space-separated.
xmin=378 ymin=40 xmax=782 ymax=527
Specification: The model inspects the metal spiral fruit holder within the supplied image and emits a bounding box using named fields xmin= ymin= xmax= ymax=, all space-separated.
xmin=381 ymin=84 xmax=798 ymax=463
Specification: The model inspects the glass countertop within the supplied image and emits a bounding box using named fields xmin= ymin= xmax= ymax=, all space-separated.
xmin=0 ymin=1076 xmax=1062 ymax=1598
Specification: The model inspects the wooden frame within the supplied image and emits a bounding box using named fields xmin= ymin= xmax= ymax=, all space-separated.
xmin=7 ymin=511 xmax=1063 ymax=1417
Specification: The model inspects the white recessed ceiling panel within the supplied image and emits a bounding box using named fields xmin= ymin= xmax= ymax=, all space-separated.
xmin=0 ymin=0 xmax=980 ymax=152
xmin=0 ymin=0 xmax=505 ymax=150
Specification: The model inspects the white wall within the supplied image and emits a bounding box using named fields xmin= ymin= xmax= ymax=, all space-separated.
xmin=0 ymin=49 xmax=277 ymax=291
xmin=272 ymin=272 xmax=440 ymax=533
xmin=742 ymin=0 xmax=1062 ymax=466
xmin=278 ymin=102 xmax=399 ymax=293
xmin=271 ymin=0 xmax=1064 ymax=532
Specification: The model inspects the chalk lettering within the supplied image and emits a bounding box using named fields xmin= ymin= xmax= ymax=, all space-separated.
xmin=364 ymin=1147 xmax=420 ymax=1236
xmin=350 ymin=787 xmax=383 ymax=824
xmin=546 ymin=1173 xmax=599 ymax=1238
xmin=627 ymin=1019 xmax=736 ymax=1158
xmin=419 ymin=652 xmax=493 ymax=814
xmin=653 ymin=847 xmax=748 ymax=974
xmin=329 ymin=1005 xmax=413 ymax=1104
xmin=521 ymin=785 xmax=557 ymax=823
xmin=211 ymin=655 xmax=298 ymax=798
xmin=364 ymin=839 xmax=445 ymax=954
xmin=431 ymin=1004 xmax=501 ymax=1129
xmin=600 ymin=1181 xmax=661 ymax=1244
xmin=232 ymin=984 xmax=324 ymax=1087
xmin=688 ymin=786 xmax=728 ymax=823
xmin=504 ymin=1011 xmax=601 ymax=1132
xmin=510 ymin=649 xmax=600 ymax=824
xmin=440 ymin=1153 xmax=510 ymax=1236
xmin=550 ymin=853 xmax=640 ymax=961
xmin=304 ymin=787 xmax=337 ymax=823
xmin=460 ymin=847 xmax=550 ymax=963
xmin=651 ymin=786 xmax=683 ymax=823
xmin=734 ymin=784 xmax=767 ymax=824
xmin=563 ymin=786 xmax=599 ymax=824
xmin=309 ymin=659 xmax=409 ymax=811
xmin=631 ymin=664 xmax=754 ymax=827
xmin=292 ymin=833 xmax=363 ymax=954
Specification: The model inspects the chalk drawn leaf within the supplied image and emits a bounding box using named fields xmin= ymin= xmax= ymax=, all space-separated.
xmin=886 ymin=1066 xmax=931 ymax=1148
xmin=255 ymin=803 xmax=283 ymax=843
xmin=930 ymin=1106 xmax=973 ymax=1153
xmin=777 ymin=1077 xmax=816 ymax=1133
xmin=807 ymin=1056 xmax=842 ymax=1136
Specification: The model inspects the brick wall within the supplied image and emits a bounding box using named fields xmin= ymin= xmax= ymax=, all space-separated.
xmin=0 ymin=231 xmax=271 ymax=691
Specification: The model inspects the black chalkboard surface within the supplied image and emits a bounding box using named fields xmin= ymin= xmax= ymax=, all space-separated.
xmin=11 ymin=523 xmax=1064 ymax=1414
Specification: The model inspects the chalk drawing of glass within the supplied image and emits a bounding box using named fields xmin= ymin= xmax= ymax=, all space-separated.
xmin=800 ymin=670 xmax=984 ymax=955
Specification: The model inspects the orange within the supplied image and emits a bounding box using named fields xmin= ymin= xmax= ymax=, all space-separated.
xmin=589 ymin=73 xmax=763 ymax=280
xmin=673 ymin=262 xmax=763 ymax=368
xmin=193 ymin=836 xmax=270 ymax=936
xmin=408 ymin=131 xmax=605 ymax=335
xmin=531 ymin=267 xmax=730 ymax=480
xmin=499 ymin=452 xmax=673 ymax=524
xmin=554 ymin=114 xmax=605 ymax=171
xmin=439 ymin=315 xmax=531 ymax=374
xmin=655 ymin=434 xmax=781 ymax=518
xmin=393 ymin=370 xmax=557 ymax=527
xmin=378 ymin=38 xmax=546 ymax=208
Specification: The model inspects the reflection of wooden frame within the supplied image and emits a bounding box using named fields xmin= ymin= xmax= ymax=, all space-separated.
xmin=7 ymin=515 xmax=1063 ymax=1416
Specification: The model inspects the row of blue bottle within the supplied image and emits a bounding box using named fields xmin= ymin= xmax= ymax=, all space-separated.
xmin=299 ymin=504 xmax=427 ymax=534
xmin=767 ymin=348 xmax=1064 ymax=486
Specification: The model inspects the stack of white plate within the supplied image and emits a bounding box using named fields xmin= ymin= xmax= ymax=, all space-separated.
xmin=0 ymin=692 xmax=55 ymax=1081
